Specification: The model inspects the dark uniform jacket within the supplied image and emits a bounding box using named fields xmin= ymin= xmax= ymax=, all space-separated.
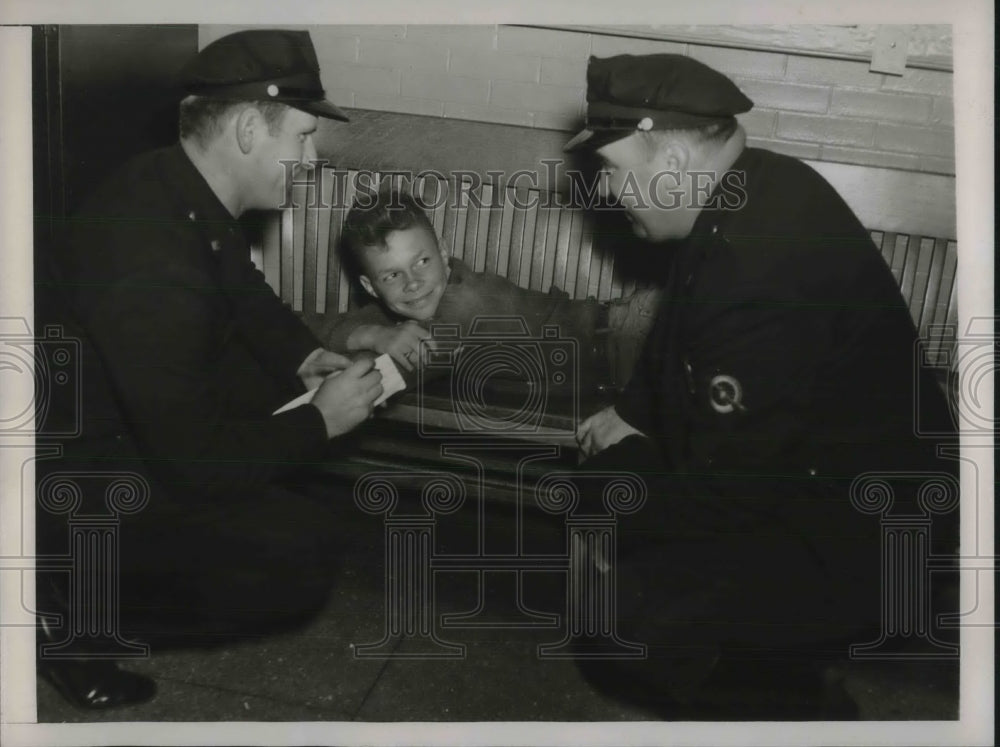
xmin=52 ymin=145 xmax=331 ymax=501
xmin=608 ymin=147 xmax=957 ymax=555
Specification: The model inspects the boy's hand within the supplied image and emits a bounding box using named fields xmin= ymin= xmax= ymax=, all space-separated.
xmin=310 ymin=358 xmax=383 ymax=438
xmin=367 ymin=321 xmax=437 ymax=372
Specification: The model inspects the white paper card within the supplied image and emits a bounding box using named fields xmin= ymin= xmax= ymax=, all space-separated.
xmin=273 ymin=354 xmax=406 ymax=415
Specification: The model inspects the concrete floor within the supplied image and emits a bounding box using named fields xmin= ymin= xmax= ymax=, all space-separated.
xmin=36 ymin=491 xmax=960 ymax=725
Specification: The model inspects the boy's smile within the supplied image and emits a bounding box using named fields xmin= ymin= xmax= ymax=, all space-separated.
xmin=358 ymin=225 xmax=451 ymax=322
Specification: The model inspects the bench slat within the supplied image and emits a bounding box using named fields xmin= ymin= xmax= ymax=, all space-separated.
xmin=898 ymin=233 xmax=920 ymax=312
xmin=494 ymin=188 xmax=516 ymax=279
xmin=301 ymin=179 xmax=320 ymax=314
xmin=919 ymin=237 xmax=949 ymax=336
xmin=597 ymin=244 xmax=616 ymax=301
xmin=908 ymin=236 xmax=935 ymax=333
xmin=312 ymin=167 xmax=337 ymax=314
xmin=552 ymin=208 xmax=575 ymax=297
xmin=333 ymin=170 xmax=360 ymax=313
xmin=469 ymin=182 xmax=492 ymax=273
xmin=539 ymin=206 xmax=560 ymax=293
xmin=528 ymin=203 xmax=551 ymax=292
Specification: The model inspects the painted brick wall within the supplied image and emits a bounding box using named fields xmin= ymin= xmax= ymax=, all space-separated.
xmin=200 ymin=24 xmax=955 ymax=175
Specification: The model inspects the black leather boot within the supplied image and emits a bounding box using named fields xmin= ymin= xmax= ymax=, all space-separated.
xmin=36 ymin=585 xmax=157 ymax=710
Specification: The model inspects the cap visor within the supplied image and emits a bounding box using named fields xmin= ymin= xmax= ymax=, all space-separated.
xmin=563 ymin=126 xmax=634 ymax=153
xmin=296 ymin=98 xmax=350 ymax=122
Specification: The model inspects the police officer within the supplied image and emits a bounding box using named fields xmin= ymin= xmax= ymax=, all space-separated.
xmin=567 ymin=54 xmax=957 ymax=718
xmin=38 ymin=30 xmax=382 ymax=708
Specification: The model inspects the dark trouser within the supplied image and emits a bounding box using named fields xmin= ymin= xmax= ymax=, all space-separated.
xmin=37 ymin=474 xmax=351 ymax=649
xmin=572 ymin=442 xmax=882 ymax=709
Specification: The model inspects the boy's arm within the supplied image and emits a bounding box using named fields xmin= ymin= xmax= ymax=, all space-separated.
xmin=300 ymin=303 xmax=433 ymax=373
xmin=300 ymin=302 xmax=394 ymax=353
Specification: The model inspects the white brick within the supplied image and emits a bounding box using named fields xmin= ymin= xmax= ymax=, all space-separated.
xmin=490 ymin=80 xmax=584 ymax=115
xmin=334 ymin=65 xmax=400 ymax=96
xmin=688 ymin=45 xmax=786 ymax=80
xmin=312 ymin=32 xmax=361 ymax=64
xmin=540 ymin=57 xmax=585 ymax=88
xmin=532 ymin=110 xmax=581 ymax=132
xmin=590 ymin=35 xmax=687 ymax=59
xmin=929 ymin=96 xmax=954 ymax=128
xmin=322 ymin=87 xmax=355 ymax=110
xmin=735 ymin=78 xmax=830 ymax=114
xmin=497 ymin=25 xmax=592 ymax=58
xmin=401 ymin=71 xmax=488 ymax=104
xmin=359 ymin=38 xmax=447 ymax=73
xmin=919 ymin=155 xmax=955 ymax=175
xmin=745 ymin=137 xmax=821 ymax=160
xmin=785 ymin=56 xmax=883 ymax=90
xmin=354 ymin=93 xmax=445 ymax=117
xmin=404 ymin=24 xmax=497 ymax=50
xmin=821 ymin=144 xmax=921 ymax=171
xmin=448 ymin=47 xmax=539 ymax=83
xmin=881 ymin=68 xmax=954 ymax=97
xmin=737 ymin=108 xmax=777 ymax=138
xmin=875 ymin=123 xmax=954 ymax=157
xmin=830 ymin=89 xmax=931 ymax=124
xmin=349 ymin=25 xmax=407 ymax=41
xmin=443 ymin=102 xmax=533 ymax=127
xmin=777 ymin=112 xmax=876 ymax=147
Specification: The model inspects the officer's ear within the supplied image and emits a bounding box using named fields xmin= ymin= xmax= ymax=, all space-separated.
xmin=233 ymin=106 xmax=264 ymax=155
xmin=646 ymin=132 xmax=690 ymax=174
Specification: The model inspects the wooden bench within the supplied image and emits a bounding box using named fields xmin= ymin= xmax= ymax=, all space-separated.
xmin=252 ymin=111 xmax=958 ymax=500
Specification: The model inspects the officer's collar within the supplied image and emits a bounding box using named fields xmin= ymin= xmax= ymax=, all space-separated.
xmin=163 ymin=144 xmax=241 ymax=233
xmin=688 ymin=146 xmax=756 ymax=242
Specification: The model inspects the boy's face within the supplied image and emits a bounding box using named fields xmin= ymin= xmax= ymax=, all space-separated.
xmin=358 ymin=225 xmax=451 ymax=322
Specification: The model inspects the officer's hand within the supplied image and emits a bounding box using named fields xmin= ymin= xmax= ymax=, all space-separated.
xmin=297 ymin=347 xmax=353 ymax=391
xmin=369 ymin=321 xmax=438 ymax=372
xmin=310 ymin=358 xmax=383 ymax=439
xmin=576 ymin=405 xmax=644 ymax=459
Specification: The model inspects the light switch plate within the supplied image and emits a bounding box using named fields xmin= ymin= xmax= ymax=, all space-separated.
xmin=871 ymin=26 xmax=910 ymax=76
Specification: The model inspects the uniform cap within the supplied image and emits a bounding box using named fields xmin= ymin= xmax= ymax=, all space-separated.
xmin=180 ymin=29 xmax=348 ymax=121
xmin=565 ymin=53 xmax=752 ymax=152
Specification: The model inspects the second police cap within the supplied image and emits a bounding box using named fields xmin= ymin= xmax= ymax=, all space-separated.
xmin=564 ymin=54 xmax=753 ymax=152
xmin=180 ymin=29 xmax=349 ymax=121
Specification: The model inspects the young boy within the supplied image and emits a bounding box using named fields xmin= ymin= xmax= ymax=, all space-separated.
xmin=304 ymin=189 xmax=659 ymax=394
